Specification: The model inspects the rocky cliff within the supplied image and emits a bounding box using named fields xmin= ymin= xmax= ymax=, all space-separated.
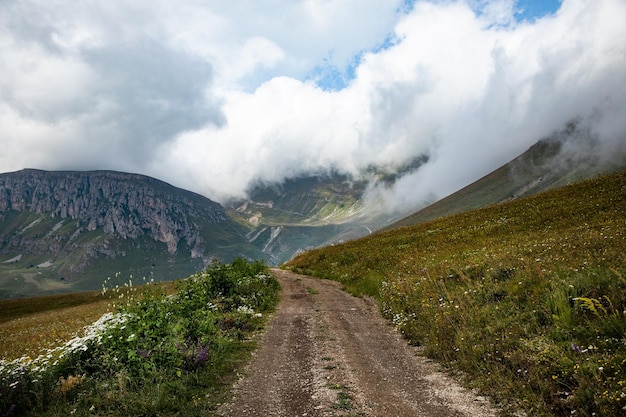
xmin=0 ymin=169 xmax=261 ymax=298
xmin=0 ymin=169 xmax=225 ymax=254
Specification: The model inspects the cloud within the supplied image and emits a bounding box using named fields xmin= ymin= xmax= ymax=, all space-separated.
xmin=361 ymin=0 xmax=626 ymax=213
xmin=0 ymin=0 xmax=403 ymax=174
xmin=83 ymin=40 xmax=223 ymax=155
xmin=0 ymin=0 xmax=225 ymax=172
xmin=1 ymin=0 xmax=625 ymax=216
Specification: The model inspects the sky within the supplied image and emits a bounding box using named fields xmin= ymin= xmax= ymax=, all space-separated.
xmin=1 ymin=0 xmax=625 ymax=214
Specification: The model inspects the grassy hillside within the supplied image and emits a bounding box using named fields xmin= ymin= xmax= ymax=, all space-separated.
xmin=391 ymin=134 xmax=626 ymax=228
xmin=1 ymin=259 xmax=279 ymax=416
xmin=285 ymin=170 xmax=626 ymax=416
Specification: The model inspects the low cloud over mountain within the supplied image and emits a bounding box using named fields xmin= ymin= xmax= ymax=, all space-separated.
xmin=1 ymin=0 xmax=624 ymax=214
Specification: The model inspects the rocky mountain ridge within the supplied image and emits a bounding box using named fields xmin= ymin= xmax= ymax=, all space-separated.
xmin=0 ymin=169 xmax=261 ymax=298
xmin=0 ymin=169 xmax=225 ymax=255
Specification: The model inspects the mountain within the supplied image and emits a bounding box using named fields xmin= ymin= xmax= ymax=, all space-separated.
xmin=226 ymin=121 xmax=626 ymax=263
xmin=388 ymin=121 xmax=626 ymax=229
xmin=227 ymin=172 xmax=371 ymax=264
xmin=227 ymin=157 xmax=429 ymax=264
xmin=2 ymin=120 xmax=622 ymax=297
xmin=227 ymin=121 xmax=626 ymax=262
xmin=0 ymin=169 xmax=265 ymax=298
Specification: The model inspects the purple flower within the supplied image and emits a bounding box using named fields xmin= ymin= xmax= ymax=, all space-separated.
xmin=136 ymin=349 xmax=152 ymax=358
xmin=193 ymin=345 xmax=210 ymax=365
xmin=2 ymin=404 xmax=16 ymax=417
xmin=180 ymin=339 xmax=211 ymax=369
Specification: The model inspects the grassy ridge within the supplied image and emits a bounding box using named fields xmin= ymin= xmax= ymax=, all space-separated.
xmin=285 ymin=170 xmax=626 ymax=416
xmin=1 ymin=259 xmax=280 ymax=416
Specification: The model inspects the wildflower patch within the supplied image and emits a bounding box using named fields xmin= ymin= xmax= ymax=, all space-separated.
xmin=0 ymin=259 xmax=280 ymax=416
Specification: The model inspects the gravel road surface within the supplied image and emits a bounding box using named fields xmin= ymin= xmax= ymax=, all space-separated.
xmin=218 ymin=269 xmax=499 ymax=417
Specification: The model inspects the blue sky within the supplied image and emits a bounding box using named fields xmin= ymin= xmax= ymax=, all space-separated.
xmin=1 ymin=0 xmax=624 ymax=212
xmin=312 ymin=0 xmax=564 ymax=92
xmin=517 ymin=0 xmax=562 ymax=20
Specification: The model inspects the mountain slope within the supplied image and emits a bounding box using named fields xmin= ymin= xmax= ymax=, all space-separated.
xmin=0 ymin=169 xmax=265 ymax=298
xmin=389 ymin=122 xmax=626 ymax=228
xmin=227 ymin=122 xmax=626 ymax=263
xmin=227 ymin=171 xmax=390 ymax=264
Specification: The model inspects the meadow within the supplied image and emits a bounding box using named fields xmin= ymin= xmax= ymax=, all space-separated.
xmin=285 ymin=170 xmax=626 ymax=417
xmin=0 ymin=290 xmax=119 ymax=361
xmin=0 ymin=259 xmax=280 ymax=416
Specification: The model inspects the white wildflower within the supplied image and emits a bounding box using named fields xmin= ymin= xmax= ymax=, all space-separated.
xmin=237 ymin=305 xmax=255 ymax=315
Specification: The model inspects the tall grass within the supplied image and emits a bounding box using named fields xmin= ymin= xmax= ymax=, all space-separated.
xmin=285 ymin=170 xmax=626 ymax=416
xmin=0 ymin=259 xmax=280 ymax=416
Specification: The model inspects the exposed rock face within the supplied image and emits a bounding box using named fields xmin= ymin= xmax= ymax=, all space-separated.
xmin=0 ymin=169 xmax=226 ymax=255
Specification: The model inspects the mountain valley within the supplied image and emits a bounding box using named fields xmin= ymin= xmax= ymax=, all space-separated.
xmin=1 ymin=121 xmax=624 ymax=298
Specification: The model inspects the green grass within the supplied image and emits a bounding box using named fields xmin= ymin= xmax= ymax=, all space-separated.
xmin=1 ymin=259 xmax=280 ymax=416
xmin=285 ymin=170 xmax=626 ymax=416
xmin=333 ymin=390 xmax=354 ymax=410
xmin=328 ymin=384 xmax=356 ymax=414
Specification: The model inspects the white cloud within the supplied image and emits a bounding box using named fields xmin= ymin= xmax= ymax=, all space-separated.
xmin=362 ymin=0 xmax=626 ymax=212
xmin=1 ymin=0 xmax=625 ymax=216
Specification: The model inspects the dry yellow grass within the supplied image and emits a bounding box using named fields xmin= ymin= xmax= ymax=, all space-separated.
xmin=0 ymin=281 xmax=180 ymax=361
xmin=0 ymin=300 xmax=112 ymax=360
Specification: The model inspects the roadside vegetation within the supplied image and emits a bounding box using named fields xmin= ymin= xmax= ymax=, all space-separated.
xmin=0 ymin=259 xmax=280 ymax=416
xmin=285 ymin=170 xmax=626 ymax=416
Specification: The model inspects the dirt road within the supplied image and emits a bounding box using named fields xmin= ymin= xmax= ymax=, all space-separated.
xmin=218 ymin=269 xmax=499 ymax=417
